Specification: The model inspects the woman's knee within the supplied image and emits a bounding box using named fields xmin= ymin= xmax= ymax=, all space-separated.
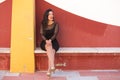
xmin=45 ymin=44 xmax=52 ymax=50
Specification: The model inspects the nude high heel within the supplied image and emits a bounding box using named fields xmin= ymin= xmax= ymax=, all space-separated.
xmin=46 ymin=71 xmax=51 ymax=79
xmin=46 ymin=67 xmax=55 ymax=79
xmin=51 ymin=67 xmax=56 ymax=73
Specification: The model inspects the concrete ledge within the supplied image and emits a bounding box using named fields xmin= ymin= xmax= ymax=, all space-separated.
xmin=0 ymin=47 xmax=120 ymax=54
xmin=35 ymin=47 xmax=120 ymax=53
xmin=0 ymin=48 xmax=10 ymax=53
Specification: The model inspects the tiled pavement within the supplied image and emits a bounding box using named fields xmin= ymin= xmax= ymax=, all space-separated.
xmin=0 ymin=70 xmax=120 ymax=80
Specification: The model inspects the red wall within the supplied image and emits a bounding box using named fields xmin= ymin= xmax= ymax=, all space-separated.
xmin=1 ymin=0 xmax=120 ymax=71
xmin=0 ymin=54 xmax=10 ymax=70
xmin=0 ymin=0 xmax=120 ymax=47
xmin=35 ymin=0 xmax=120 ymax=47
xmin=1 ymin=53 xmax=120 ymax=70
xmin=0 ymin=0 xmax=12 ymax=47
xmin=35 ymin=53 xmax=120 ymax=70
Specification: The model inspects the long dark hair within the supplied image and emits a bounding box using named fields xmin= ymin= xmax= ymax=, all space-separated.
xmin=42 ymin=9 xmax=54 ymax=29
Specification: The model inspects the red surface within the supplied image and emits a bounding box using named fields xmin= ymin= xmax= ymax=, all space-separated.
xmin=3 ymin=72 xmax=66 ymax=80
xmin=0 ymin=54 xmax=10 ymax=70
xmin=1 ymin=53 xmax=120 ymax=70
xmin=0 ymin=0 xmax=120 ymax=47
xmin=35 ymin=53 xmax=120 ymax=70
xmin=0 ymin=0 xmax=12 ymax=47
xmin=35 ymin=0 xmax=120 ymax=47
xmin=3 ymin=70 xmax=120 ymax=80
xmin=79 ymin=70 xmax=120 ymax=80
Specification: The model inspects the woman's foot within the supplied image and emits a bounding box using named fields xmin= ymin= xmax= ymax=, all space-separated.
xmin=46 ymin=67 xmax=55 ymax=78
xmin=46 ymin=71 xmax=51 ymax=79
xmin=50 ymin=67 xmax=56 ymax=73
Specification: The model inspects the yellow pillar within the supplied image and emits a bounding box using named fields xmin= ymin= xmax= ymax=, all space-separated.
xmin=10 ymin=0 xmax=35 ymax=73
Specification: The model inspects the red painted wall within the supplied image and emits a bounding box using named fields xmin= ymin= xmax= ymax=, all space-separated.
xmin=0 ymin=0 xmax=120 ymax=47
xmin=35 ymin=0 xmax=120 ymax=47
xmin=1 ymin=53 xmax=120 ymax=70
xmin=35 ymin=53 xmax=120 ymax=70
xmin=0 ymin=54 xmax=10 ymax=70
xmin=1 ymin=0 xmax=120 ymax=71
xmin=0 ymin=0 xmax=12 ymax=47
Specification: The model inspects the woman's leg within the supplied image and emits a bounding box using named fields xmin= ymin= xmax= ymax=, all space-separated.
xmin=45 ymin=44 xmax=55 ymax=72
xmin=51 ymin=49 xmax=55 ymax=68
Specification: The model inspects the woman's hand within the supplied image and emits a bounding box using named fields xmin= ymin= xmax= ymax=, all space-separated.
xmin=48 ymin=39 xmax=51 ymax=42
xmin=46 ymin=39 xmax=52 ymax=46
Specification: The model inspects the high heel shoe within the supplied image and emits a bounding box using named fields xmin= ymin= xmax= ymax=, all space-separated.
xmin=50 ymin=67 xmax=56 ymax=73
xmin=46 ymin=71 xmax=51 ymax=79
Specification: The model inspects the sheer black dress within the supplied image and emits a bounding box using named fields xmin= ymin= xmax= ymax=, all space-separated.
xmin=40 ymin=23 xmax=59 ymax=52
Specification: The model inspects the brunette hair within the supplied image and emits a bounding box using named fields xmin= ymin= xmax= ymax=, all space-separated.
xmin=42 ymin=9 xmax=54 ymax=28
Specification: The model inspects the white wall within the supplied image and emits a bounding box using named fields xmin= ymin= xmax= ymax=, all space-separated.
xmin=45 ymin=0 xmax=120 ymax=26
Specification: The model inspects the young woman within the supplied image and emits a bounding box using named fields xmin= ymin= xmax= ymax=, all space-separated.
xmin=40 ymin=9 xmax=59 ymax=78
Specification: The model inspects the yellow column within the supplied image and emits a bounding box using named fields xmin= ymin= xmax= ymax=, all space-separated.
xmin=10 ymin=0 xmax=35 ymax=73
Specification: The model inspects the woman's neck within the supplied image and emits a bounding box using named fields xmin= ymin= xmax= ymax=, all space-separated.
xmin=48 ymin=20 xmax=54 ymax=25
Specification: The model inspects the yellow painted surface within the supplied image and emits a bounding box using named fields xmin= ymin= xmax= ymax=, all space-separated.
xmin=10 ymin=0 xmax=35 ymax=73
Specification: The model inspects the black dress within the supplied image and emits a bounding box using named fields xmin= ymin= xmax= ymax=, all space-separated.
xmin=40 ymin=23 xmax=59 ymax=52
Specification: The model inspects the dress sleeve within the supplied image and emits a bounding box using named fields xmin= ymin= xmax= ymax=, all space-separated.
xmin=51 ymin=23 xmax=59 ymax=40
xmin=40 ymin=24 xmax=47 ymax=40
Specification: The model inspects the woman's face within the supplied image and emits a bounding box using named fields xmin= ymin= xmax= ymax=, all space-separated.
xmin=48 ymin=11 xmax=54 ymax=21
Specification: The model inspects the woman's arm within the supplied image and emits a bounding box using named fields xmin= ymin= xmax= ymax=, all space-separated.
xmin=50 ymin=23 xmax=59 ymax=40
xmin=40 ymin=24 xmax=47 ymax=40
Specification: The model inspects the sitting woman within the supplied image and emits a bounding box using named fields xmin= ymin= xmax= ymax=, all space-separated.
xmin=40 ymin=9 xmax=59 ymax=78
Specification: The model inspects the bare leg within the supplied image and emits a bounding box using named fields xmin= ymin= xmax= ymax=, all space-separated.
xmin=51 ymin=49 xmax=55 ymax=67
xmin=45 ymin=44 xmax=55 ymax=72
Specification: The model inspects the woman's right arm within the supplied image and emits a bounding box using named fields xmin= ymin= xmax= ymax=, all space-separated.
xmin=40 ymin=24 xmax=47 ymax=40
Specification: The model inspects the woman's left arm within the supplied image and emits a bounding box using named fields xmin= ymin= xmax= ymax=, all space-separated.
xmin=50 ymin=23 xmax=59 ymax=40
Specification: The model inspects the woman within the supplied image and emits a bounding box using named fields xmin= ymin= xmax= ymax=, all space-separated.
xmin=40 ymin=9 xmax=59 ymax=78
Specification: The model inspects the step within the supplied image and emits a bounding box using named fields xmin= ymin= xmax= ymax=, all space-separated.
xmin=0 ymin=47 xmax=120 ymax=53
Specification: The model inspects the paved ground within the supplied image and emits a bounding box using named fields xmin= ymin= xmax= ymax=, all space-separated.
xmin=0 ymin=70 xmax=120 ymax=80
